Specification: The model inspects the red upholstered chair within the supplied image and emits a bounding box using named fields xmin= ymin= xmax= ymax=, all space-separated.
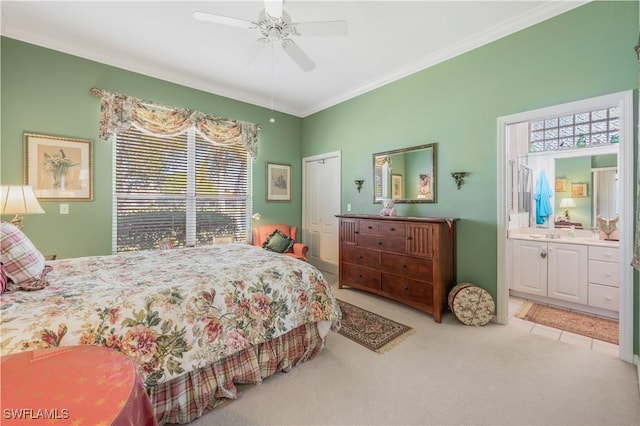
xmin=252 ymin=224 xmax=309 ymax=261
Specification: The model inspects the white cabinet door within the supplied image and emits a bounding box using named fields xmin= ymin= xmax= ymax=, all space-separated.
xmin=512 ymin=239 xmax=547 ymax=296
xmin=547 ymin=242 xmax=588 ymax=304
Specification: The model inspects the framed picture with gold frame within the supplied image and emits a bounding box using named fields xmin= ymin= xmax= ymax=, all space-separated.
xmin=24 ymin=132 xmax=93 ymax=201
xmin=555 ymin=178 xmax=567 ymax=192
xmin=266 ymin=162 xmax=291 ymax=202
xmin=571 ymin=182 xmax=588 ymax=198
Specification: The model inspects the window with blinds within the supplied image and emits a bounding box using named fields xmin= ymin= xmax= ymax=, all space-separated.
xmin=115 ymin=127 xmax=250 ymax=252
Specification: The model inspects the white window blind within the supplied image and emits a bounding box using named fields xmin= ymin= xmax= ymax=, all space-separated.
xmin=114 ymin=127 xmax=250 ymax=252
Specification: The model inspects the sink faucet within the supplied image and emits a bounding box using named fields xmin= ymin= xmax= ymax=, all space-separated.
xmin=544 ymin=232 xmax=560 ymax=239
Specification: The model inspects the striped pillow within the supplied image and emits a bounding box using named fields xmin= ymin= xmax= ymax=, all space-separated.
xmin=1 ymin=263 xmax=7 ymax=293
xmin=1 ymin=222 xmax=47 ymax=290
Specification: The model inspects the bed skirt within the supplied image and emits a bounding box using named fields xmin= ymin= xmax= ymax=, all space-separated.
xmin=150 ymin=322 xmax=325 ymax=425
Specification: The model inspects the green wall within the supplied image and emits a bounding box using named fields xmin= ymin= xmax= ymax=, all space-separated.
xmin=1 ymin=37 xmax=303 ymax=258
xmin=555 ymin=157 xmax=593 ymax=228
xmin=301 ymin=1 xmax=638 ymax=349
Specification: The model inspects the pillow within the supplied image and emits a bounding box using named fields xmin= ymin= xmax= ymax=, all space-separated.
xmin=0 ymin=263 xmax=7 ymax=294
xmin=262 ymin=229 xmax=295 ymax=254
xmin=1 ymin=222 xmax=48 ymax=290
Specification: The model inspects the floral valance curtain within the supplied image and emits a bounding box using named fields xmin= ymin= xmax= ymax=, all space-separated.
xmin=90 ymin=88 xmax=259 ymax=158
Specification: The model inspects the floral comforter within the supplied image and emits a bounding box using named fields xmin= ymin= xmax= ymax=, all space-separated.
xmin=0 ymin=244 xmax=341 ymax=387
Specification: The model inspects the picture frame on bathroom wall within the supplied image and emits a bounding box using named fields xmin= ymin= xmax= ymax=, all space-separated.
xmin=555 ymin=178 xmax=567 ymax=192
xmin=571 ymin=183 xmax=588 ymax=198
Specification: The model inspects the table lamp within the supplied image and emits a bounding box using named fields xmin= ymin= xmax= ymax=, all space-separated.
xmin=559 ymin=197 xmax=576 ymax=221
xmin=0 ymin=185 xmax=45 ymax=229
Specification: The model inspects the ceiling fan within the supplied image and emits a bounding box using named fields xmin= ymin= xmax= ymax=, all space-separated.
xmin=193 ymin=0 xmax=348 ymax=72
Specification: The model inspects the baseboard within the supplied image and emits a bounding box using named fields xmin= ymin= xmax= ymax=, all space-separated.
xmin=636 ymin=355 xmax=640 ymax=394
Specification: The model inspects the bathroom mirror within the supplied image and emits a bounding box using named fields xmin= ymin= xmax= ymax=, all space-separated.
xmin=554 ymin=152 xmax=618 ymax=228
xmin=373 ymin=143 xmax=437 ymax=203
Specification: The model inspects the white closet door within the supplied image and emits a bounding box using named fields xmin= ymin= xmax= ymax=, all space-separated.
xmin=303 ymin=152 xmax=341 ymax=274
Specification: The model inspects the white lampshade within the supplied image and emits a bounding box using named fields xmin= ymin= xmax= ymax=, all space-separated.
xmin=559 ymin=198 xmax=576 ymax=208
xmin=1 ymin=185 xmax=45 ymax=228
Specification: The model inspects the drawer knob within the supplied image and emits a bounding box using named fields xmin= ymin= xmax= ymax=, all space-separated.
xmin=604 ymin=273 xmax=611 ymax=277
xmin=402 ymin=264 xmax=407 ymax=268
xmin=390 ymin=227 xmax=395 ymax=231
xmin=378 ymin=241 xmax=383 ymax=245
xmin=605 ymin=297 xmax=612 ymax=301
xmin=368 ymin=226 xmax=373 ymax=229
xmin=404 ymin=286 xmax=409 ymax=291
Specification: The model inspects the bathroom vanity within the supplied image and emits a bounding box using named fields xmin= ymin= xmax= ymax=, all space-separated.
xmin=509 ymin=229 xmax=619 ymax=317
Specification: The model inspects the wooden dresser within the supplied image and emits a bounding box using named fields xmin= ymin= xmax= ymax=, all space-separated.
xmin=337 ymin=214 xmax=457 ymax=322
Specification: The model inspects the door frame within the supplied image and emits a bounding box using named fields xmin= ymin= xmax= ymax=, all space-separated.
xmin=302 ymin=150 xmax=342 ymax=274
xmin=496 ymin=90 xmax=634 ymax=363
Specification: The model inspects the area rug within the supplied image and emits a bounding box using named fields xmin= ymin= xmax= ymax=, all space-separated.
xmin=515 ymin=301 xmax=618 ymax=345
xmin=336 ymin=299 xmax=414 ymax=353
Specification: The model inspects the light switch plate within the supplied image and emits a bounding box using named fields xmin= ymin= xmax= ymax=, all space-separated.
xmin=60 ymin=204 xmax=69 ymax=214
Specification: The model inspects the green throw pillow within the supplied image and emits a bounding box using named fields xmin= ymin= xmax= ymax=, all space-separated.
xmin=263 ymin=229 xmax=295 ymax=253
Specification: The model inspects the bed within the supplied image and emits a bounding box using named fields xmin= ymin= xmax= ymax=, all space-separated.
xmin=0 ymin=225 xmax=341 ymax=424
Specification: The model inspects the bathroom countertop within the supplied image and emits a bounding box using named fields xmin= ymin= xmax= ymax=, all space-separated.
xmin=508 ymin=228 xmax=619 ymax=248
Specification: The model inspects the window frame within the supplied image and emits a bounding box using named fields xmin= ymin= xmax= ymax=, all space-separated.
xmin=112 ymin=126 xmax=253 ymax=253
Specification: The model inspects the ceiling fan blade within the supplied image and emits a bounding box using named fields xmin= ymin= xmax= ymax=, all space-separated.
xmin=281 ymin=39 xmax=315 ymax=72
xmin=193 ymin=11 xmax=256 ymax=29
xmin=264 ymin=0 xmax=284 ymax=19
xmin=292 ymin=20 xmax=348 ymax=37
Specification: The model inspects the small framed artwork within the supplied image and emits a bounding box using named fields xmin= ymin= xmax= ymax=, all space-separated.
xmin=391 ymin=174 xmax=403 ymax=199
xmin=24 ymin=132 xmax=93 ymax=200
xmin=266 ymin=162 xmax=291 ymax=202
xmin=571 ymin=182 xmax=588 ymax=198
xmin=555 ymin=178 xmax=567 ymax=192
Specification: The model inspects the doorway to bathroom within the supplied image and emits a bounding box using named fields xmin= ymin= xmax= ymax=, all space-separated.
xmin=496 ymin=90 xmax=634 ymax=363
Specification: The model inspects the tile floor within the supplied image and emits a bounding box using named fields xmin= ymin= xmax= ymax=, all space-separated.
xmin=508 ymin=295 xmax=619 ymax=357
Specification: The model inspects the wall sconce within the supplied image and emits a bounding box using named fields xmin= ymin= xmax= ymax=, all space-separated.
xmin=252 ymin=212 xmax=262 ymax=221
xmin=450 ymin=172 xmax=469 ymax=190
xmin=354 ymin=179 xmax=364 ymax=193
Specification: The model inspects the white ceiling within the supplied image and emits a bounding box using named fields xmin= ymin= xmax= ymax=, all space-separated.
xmin=1 ymin=1 xmax=587 ymax=117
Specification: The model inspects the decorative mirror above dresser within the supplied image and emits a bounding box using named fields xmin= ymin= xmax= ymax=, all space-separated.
xmin=373 ymin=143 xmax=437 ymax=203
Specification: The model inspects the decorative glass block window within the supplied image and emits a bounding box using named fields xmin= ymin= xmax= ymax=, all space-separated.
xmin=529 ymin=106 xmax=620 ymax=152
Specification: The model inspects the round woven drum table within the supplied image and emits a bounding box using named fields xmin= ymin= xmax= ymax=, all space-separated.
xmin=448 ymin=283 xmax=495 ymax=326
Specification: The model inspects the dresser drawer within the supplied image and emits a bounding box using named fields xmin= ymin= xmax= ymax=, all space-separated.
xmin=382 ymin=274 xmax=433 ymax=306
xmin=381 ymin=252 xmax=432 ymax=282
xmin=588 ymin=283 xmax=619 ymax=311
xmin=359 ymin=234 xmax=406 ymax=253
xmin=588 ymin=260 xmax=619 ymax=287
xmin=379 ymin=221 xmax=406 ymax=238
xmin=588 ymin=246 xmax=619 ymax=262
xmin=359 ymin=220 xmax=381 ymax=235
xmin=342 ymin=245 xmax=380 ymax=269
xmin=341 ymin=263 xmax=381 ymax=291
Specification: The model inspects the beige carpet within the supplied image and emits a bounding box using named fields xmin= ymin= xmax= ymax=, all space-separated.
xmin=184 ymin=277 xmax=640 ymax=426
xmin=516 ymin=300 xmax=619 ymax=344
xmin=336 ymin=299 xmax=414 ymax=353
